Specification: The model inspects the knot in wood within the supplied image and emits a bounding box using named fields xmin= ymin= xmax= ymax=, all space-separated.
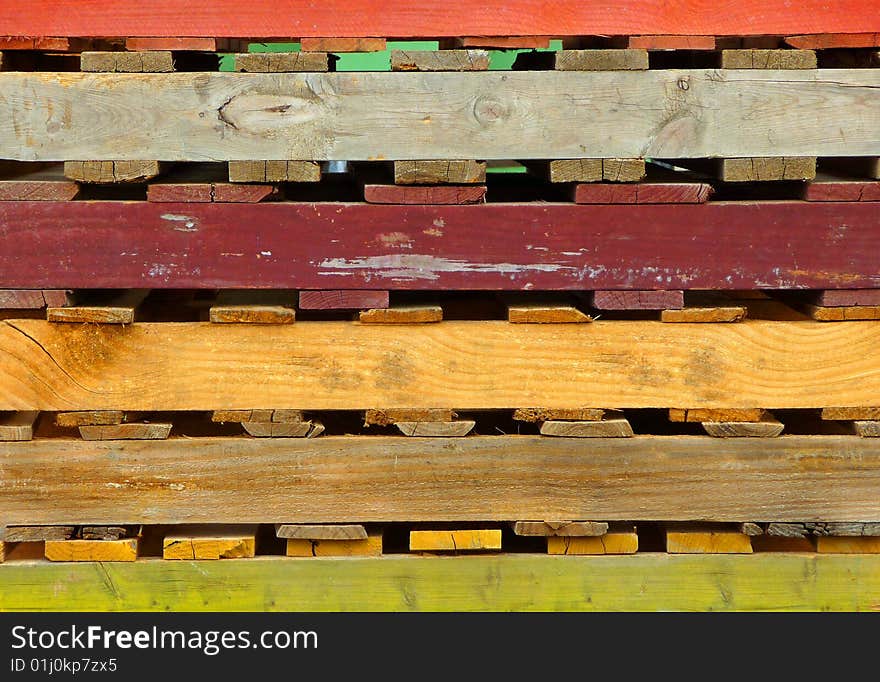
xmin=472 ymin=95 xmax=510 ymax=125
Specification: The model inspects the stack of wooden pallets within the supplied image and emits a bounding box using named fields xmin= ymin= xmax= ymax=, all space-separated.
xmin=0 ymin=1 xmax=879 ymax=611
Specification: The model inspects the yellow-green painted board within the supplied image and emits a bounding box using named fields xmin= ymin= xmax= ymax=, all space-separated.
xmin=1 ymin=554 xmax=878 ymax=612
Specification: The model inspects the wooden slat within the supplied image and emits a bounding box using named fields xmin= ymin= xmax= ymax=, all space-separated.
xmin=573 ymin=182 xmax=713 ymax=204
xmin=590 ymin=290 xmax=684 ymax=310
xmin=855 ymin=421 xmax=880 ymax=438
xmin=720 ymin=49 xmax=816 ymax=69
xmin=4 ymin=554 xmax=880 ymax=612
xmin=364 ymin=185 xmax=487 ymax=205
xmin=701 ymin=416 xmax=784 ymax=438
xmin=391 ymin=50 xmax=489 ymax=72
xmin=512 ymin=521 xmax=608 ymax=537
xmin=410 ymin=529 xmax=501 ymax=552
xmin=514 ymin=408 xmax=606 ymax=422
xmin=670 ymin=408 xmax=767 ymax=423
xmin=64 ymin=161 xmax=163 ymax=183
xmin=57 ymin=411 xmax=124 ymax=427
xmin=44 ymin=539 xmax=138 ymax=562
xmin=393 ymin=160 xmax=486 ymax=185
xmin=299 ymin=290 xmax=389 ymax=310
xmin=822 ymin=407 xmax=880 ymax=421
xmin=804 ymin=304 xmax=880 ymax=321
xmin=81 ymin=525 xmax=132 ymax=541
xmin=2 ymin=201 xmax=879 ymax=292
xmin=78 ymin=422 xmax=172 ymax=440
xmin=81 ymin=51 xmax=174 ymax=72
xmin=3 ymin=3 xmax=878 ymax=38
xmin=625 ymin=36 xmax=716 ymax=50
xmin=536 ymin=159 xmax=646 ymax=183
xmin=2 ymin=71 xmax=879 ymax=161
xmin=0 ymin=165 xmax=79 ymax=201
xmin=275 ymin=524 xmax=368 ymax=540
xmin=0 ymin=320 xmax=877 ymax=410
xmin=395 ymin=421 xmax=475 ymax=437
xmin=299 ymin=38 xmax=385 ymax=52
xmin=209 ymin=305 xmax=296 ymax=324
xmin=700 ymin=157 xmax=817 ymax=182
xmin=359 ymin=306 xmax=442 ymax=324
xmin=365 ymin=409 xmax=456 ymax=426
xmin=540 ymin=419 xmax=634 ymax=438
xmin=665 ymin=526 xmax=754 ymax=554
xmin=4 ymin=435 xmax=880 ymax=525
xmin=5 ymin=526 xmax=75 ymax=542
xmin=163 ymin=525 xmax=257 ymax=560
xmin=212 ymin=409 xmax=274 ymax=423
xmin=0 ymin=411 xmax=38 ymax=441
xmin=242 ymin=421 xmax=324 ymax=438
xmin=232 ymin=52 xmax=329 ymax=73
xmin=228 ymin=160 xmax=320 ymax=183
xmin=125 ymin=37 xmax=224 ymax=51
xmin=661 ymin=307 xmax=747 ymax=323
xmin=786 ymin=34 xmax=880 ymax=49
xmin=547 ymin=528 xmax=638 ymax=555
xmin=554 ymin=49 xmax=648 ymax=70
xmin=813 ymin=291 xmax=880 ymax=308
xmin=450 ymin=36 xmax=551 ymax=49
xmin=47 ymin=290 xmax=146 ymax=324
xmin=286 ymin=535 xmax=382 ymax=557
xmin=507 ymin=304 xmax=592 ymax=324
xmin=817 ymin=537 xmax=880 ymax=554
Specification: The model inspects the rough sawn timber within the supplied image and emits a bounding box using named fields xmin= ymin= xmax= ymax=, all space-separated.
xmin=0 ymin=70 xmax=877 ymax=161
xmin=0 ymin=201 xmax=877 ymax=291
xmin=2 ymin=435 xmax=880 ymax=525
xmin=0 ymin=320 xmax=877 ymax=411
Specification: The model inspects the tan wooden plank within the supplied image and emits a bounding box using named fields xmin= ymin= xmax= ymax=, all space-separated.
xmin=547 ymin=530 xmax=638 ymax=555
xmin=300 ymin=38 xmax=386 ymax=52
xmin=661 ymin=307 xmax=747 ymax=323
xmin=64 ymin=161 xmax=163 ymax=183
xmin=395 ymin=421 xmax=475 ymax=437
xmin=80 ymin=526 xmax=132 ymax=541
xmin=44 ymin=539 xmax=138 ymax=562
xmin=669 ymin=408 xmax=768 ymax=423
xmin=232 ymin=52 xmax=329 ymax=73
xmin=272 ymin=409 xmax=305 ymax=423
xmin=0 ymin=320 xmax=878 ymax=410
xmin=209 ymin=305 xmax=296 ymax=324
xmin=242 ymin=421 xmax=324 ymax=438
xmin=555 ymin=49 xmax=648 ymax=70
xmin=817 ymin=537 xmax=880 ymax=554
xmin=540 ymin=419 xmax=634 ymax=438
xmin=855 ymin=421 xmax=880 ymax=437
xmin=3 ymin=71 xmax=878 ymax=160
xmin=822 ymin=407 xmax=880 ymax=421
xmin=4 ymin=435 xmax=880 ymax=525
xmin=47 ymin=290 xmax=147 ymax=324
xmin=410 ymin=529 xmax=501 ymax=552
xmin=286 ymin=534 xmax=383 ymax=557
xmin=512 ymin=521 xmax=609 ymax=537
xmin=358 ymin=306 xmax=442 ymax=324
xmin=393 ymin=160 xmax=486 ymax=185
xmin=665 ymin=526 xmax=754 ymax=554
xmin=806 ymin=304 xmax=880 ymax=321
xmin=212 ymin=409 xmax=274 ymax=423
xmin=56 ymin=411 xmax=124 ymax=427
xmin=5 ymin=526 xmax=75 ymax=542
xmin=228 ymin=161 xmax=320 ymax=183
xmin=507 ymin=305 xmax=592 ymax=324
xmin=163 ymin=525 xmax=257 ymax=560
xmin=78 ymin=423 xmax=172 ymax=440
xmin=81 ymin=51 xmax=174 ymax=73
xmin=364 ymin=408 xmax=456 ymax=426
xmin=720 ymin=157 xmax=817 ymax=181
xmin=514 ymin=408 xmax=607 ymax=422
xmin=275 ymin=524 xmax=368 ymax=540
xmin=720 ymin=49 xmax=817 ymax=69
xmin=0 ymin=411 xmax=37 ymax=441
xmin=702 ymin=416 xmax=784 ymax=438
xmin=391 ymin=50 xmax=489 ymax=71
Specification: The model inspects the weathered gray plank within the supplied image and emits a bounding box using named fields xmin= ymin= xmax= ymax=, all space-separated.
xmin=0 ymin=70 xmax=876 ymax=160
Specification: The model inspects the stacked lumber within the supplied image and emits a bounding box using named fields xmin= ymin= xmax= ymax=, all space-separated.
xmin=0 ymin=2 xmax=879 ymax=612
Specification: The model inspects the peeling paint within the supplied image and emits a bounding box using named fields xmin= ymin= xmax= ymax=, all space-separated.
xmin=160 ymin=213 xmax=198 ymax=232
xmin=317 ymin=255 xmax=572 ymax=281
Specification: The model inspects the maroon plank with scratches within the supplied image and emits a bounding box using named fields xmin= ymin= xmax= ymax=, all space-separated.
xmin=0 ymin=290 xmax=68 ymax=309
xmin=590 ymin=290 xmax=684 ymax=310
xmin=0 ymin=180 xmax=79 ymax=202
xmin=803 ymin=178 xmax=880 ymax=202
xmin=148 ymin=183 xmax=276 ymax=203
xmin=574 ymin=183 xmax=713 ymax=204
xmin=0 ymin=201 xmax=877 ymax=290
xmin=299 ymin=290 xmax=390 ymax=310
xmin=813 ymin=290 xmax=880 ymax=307
xmin=364 ymin=185 xmax=487 ymax=205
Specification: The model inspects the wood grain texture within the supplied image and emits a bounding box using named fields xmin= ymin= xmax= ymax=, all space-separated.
xmin=665 ymin=528 xmax=753 ymax=554
xmin=626 ymin=35 xmax=716 ymax=50
xmin=538 ymin=159 xmax=646 ymax=183
xmin=275 ymin=524 xmax=368 ymax=540
xmin=0 ymin=291 xmax=55 ymax=309
xmin=806 ymin=304 xmax=880 ymax=321
xmin=855 ymin=421 xmax=880 ymax=438
xmin=358 ymin=306 xmax=442 ymax=323
xmin=813 ymin=291 xmax=880 ymax=308
xmin=661 ymin=307 xmax=747 ymax=323
xmin=363 ymin=185 xmax=486 ymax=205
xmin=125 ymin=37 xmax=223 ymax=51
xmin=148 ymin=182 xmax=277 ymax=203
xmin=3 ymin=435 xmax=880 ymax=525
xmin=212 ymin=409 xmax=274 ymax=423
xmin=78 ymin=423 xmax=172 ymax=440
xmin=81 ymin=51 xmax=174 ymax=73
xmin=670 ymin=408 xmax=766 ymax=423
xmin=64 ymin=161 xmax=162 ymax=183
xmin=573 ymin=182 xmax=713 ymax=204
xmin=44 ymin=539 xmax=138 ymax=562
xmin=450 ymin=37 xmax=551 ymax=49
xmin=817 ymin=537 xmax=880 ymax=554
xmin=1 ymin=201 xmax=878 ymax=291
xmin=364 ymin=409 xmax=455 ymax=426
xmin=0 ymin=320 xmax=877 ymax=410
xmin=286 ymin=535 xmax=382 ymax=557
xmin=395 ymin=421 xmax=475 ymax=437
xmin=391 ymin=50 xmax=489 ymax=72
xmin=512 ymin=521 xmax=609 ymax=537
xmin=209 ymin=305 xmax=295 ymax=324
xmin=822 ymin=407 xmax=880 ymax=421
xmin=555 ymin=49 xmax=648 ymax=71
xmin=299 ymin=290 xmax=389 ymax=310
xmin=722 ymin=157 xmax=817 ymax=182
xmin=805 ymin=178 xmax=880 ymax=202
xmin=2 ymin=71 xmax=878 ymax=161
xmin=540 ymin=419 xmax=634 ymax=438
xmin=228 ymin=161 xmax=320 ymax=183
xmin=701 ymin=417 xmax=784 ymax=438
xmin=0 ymin=167 xmax=79 ymax=201
xmin=299 ymin=38 xmax=386 ymax=52
xmin=3 ymin=2 xmax=877 ymax=38
xmin=163 ymin=526 xmax=256 ymax=560
xmin=547 ymin=532 xmax=638 ymax=555
xmin=233 ymin=52 xmax=328 ymax=73
xmin=4 ymin=526 xmax=74 ymax=542
xmin=3 ymin=554 xmax=880 ymax=612
xmin=513 ymin=408 xmax=606 ymax=422
xmin=410 ymin=529 xmax=501 ymax=552
xmin=57 ymin=411 xmax=124 ymax=427
xmin=394 ymin=160 xmax=486 ymax=185
xmin=786 ymin=34 xmax=880 ymax=49
xmin=720 ymin=49 xmax=816 ymax=69
xmin=591 ymin=290 xmax=684 ymax=310
xmin=0 ymin=412 xmax=37 ymax=441
xmin=242 ymin=421 xmax=324 ymax=438
xmin=507 ymin=305 xmax=592 ymax=323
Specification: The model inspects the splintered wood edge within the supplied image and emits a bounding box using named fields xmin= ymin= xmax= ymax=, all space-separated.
xmin=512 ymin=521 xmax=609 ymax=537
xmin=507 ymin=305 xmax=593 ymax=323
xmin=513 ymin=408 xmax=608 ymax=422
xmin=821 ymin=407 xmax=880 ymax=421
xmin=359 ymin=306 xmax=443 ymax=324
xmin=661 ymin=307 xmax=747 ymax=323
xmin=364 ymin=408 xmax=456 ymax=426
xmin=209 ymin=305 xmax=296 ymax=324
xmin=669 ymin=408 xmax=768 ymax=423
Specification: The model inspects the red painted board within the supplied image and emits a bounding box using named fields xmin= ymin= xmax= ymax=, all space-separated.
xmin=364 ymin=185 xmax=487 ymax=205
xmin=0 ymin=201 xmax=876 ymax=291
xmin=0 ymin=2 xmax=877 ymax=38
xmin=814 ymin=290 xmax=880 ymax=307
xmin=574 ymin=183 xmax=713 ymax=204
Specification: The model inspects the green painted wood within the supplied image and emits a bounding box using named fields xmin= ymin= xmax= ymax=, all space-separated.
xmin=1 ymin=555 xmax=878 ymax=611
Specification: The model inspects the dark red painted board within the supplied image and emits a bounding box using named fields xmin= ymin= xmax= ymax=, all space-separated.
xmin=814 ymin=290 xmax=880 ymax=307
xmin=2 ymin=2 xmax=877 ymax=38
xmin=574 ymin=182 xmax=713 ymax=205
xmin=0 ymin=201 xmax=877 ymax=290
xmin=364 ymin=185 xmax=486 ymax=205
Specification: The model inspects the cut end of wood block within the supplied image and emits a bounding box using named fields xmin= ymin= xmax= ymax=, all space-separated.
xmin=669 ymin=408 xmax=767 ymax=423
xmin=209 ymin=305 xmax=296 ymax=324
xmin=228 ymin=160 xmax=320 ymax=183
xmin=300 ymin=37 xmax=387 ymax=52
xmin=665 ymin=527 xmax=754 ymax=554
xmin=513 ymin=521 xmax=609 ymax=537
xmin=364 ymin=408 xmax=456 ymax=426
xmin=720 ymin=49 xmax=817 ymax=69
xmin=64 ymin=160 xmax=162 ymax=184
xmin=854 ymin=421 xmax=880 ymax=438
xmin=817 ymin=536 xmax=880 ymax=554
xmin=44 ymin=538 xmax=138 ymax=562
xmin=163 ymin=526 xmax=257 ymax=560
xmin=555 ymin=49 xmax=648 ymax=71
xmin=47 ymin=306 xmax=135 ymax=324
xmin=661 ymin=306 xmax=747 ymax=323
xmin=547 ymin=531 xmax=638 ymax=555
xmin=78 ymin=422 xmax=172 ymax=441
xmin=211 ymin=409 xmax=274 ymax=423
xmin=233 ymin=52 xmax=329 ymax=73
xmin=5 ymin=525 xmax=75 ymax=542
xmin=242 ymin=421 xmax=324 ymax=438
xmin=701 ymin=417 xmax=784 ymax=438
xmin=821 ymin=407 xmax=880 ymax=421
xmin=540 ymin=418 xmax=634 ymax=438
xmin=56 ymin=410 xmax=124 ymax=427
xmin=276 ymin=524 xmax=368 ymax=541
xmin=0 ymin=411 xmax=38 ymax=442
xmin=507 ymin=305 xmax=592 ymax=324
xmin=393 ymin=160 xmax=487 ymax=185
xmin=359 ymin=306 xmax=442 ymax=324
xmin=286 ymin=535 xmax=382 ymax=557
xmin=806 ymin=304 xmax=880 ymax=321
xmin=513 ymin=408 xmax=607 ymax=423
xmin=391 ymin=50 xmax=489 ymax=72
xmin=394 ymin=420 xmax=475 ymax=437
xmin=409 ymin=529 xmax=501 ymax=552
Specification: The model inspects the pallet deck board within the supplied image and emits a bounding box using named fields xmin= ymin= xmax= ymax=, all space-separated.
xmin=1 ymin=71 xmax=878 ymax=161
xmin=1 ymin=554 xmax=878 ymax=611
xmin=0 ymin=320 xmax=877 ymax=410
xmin=0 ymin=201 xmax=877 ymax=290
xmin=2 ymin=2 xmax=877 ymax=38
xmin=2 ymin=435 xmax=880 ymax=524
